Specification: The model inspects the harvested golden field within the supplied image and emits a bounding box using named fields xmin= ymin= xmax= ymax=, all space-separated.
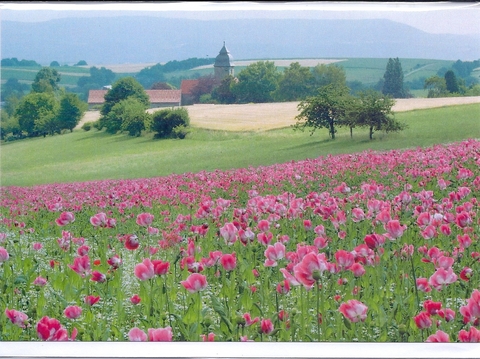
xmin=192 ymin=59 xmax=346 ymax=70
xmin=77 ymin=96 xmax=480 ymax=131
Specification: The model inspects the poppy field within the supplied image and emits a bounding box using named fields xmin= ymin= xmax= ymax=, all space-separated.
xmin=0 ymin=139 xmax=479 ymax=342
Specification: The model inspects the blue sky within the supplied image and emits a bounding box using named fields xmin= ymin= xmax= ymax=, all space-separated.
xmin=1 ymin=2 xmax=479 ymax=36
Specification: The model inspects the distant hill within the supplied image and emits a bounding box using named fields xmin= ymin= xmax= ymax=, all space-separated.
xmin=2 ymin=17 xmax=479 ymax=65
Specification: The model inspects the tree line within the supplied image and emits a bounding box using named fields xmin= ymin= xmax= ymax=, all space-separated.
xmin=1 ymin=67 xmax=87 ymax=140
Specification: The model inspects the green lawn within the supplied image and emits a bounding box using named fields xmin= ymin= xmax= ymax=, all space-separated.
xmin=1 ymin=103 xmax=479 ymax=187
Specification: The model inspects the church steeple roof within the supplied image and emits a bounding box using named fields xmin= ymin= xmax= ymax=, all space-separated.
xmin=214 ymin=41 xmax=234 ymax=68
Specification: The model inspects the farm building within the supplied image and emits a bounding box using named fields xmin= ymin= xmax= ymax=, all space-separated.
xmin=87 ymin=89 xmax=182 ymax=109
xmin=180 ymin=79 xmax=200 ymax=106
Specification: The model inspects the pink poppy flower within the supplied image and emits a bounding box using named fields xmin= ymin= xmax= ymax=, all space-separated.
xmin=64 ymin=305 xmax=82 ymax=320
xmin=339 ymin=299 xmax=368 ymax=323
xmin=460 ymin=267 xmax=473 ymax=281
xmin=458 ymin=234 xmax=473 ymax=249
xmin=33 ymin=276 xmax=47 ymax=286
xmin=201 ymin=332 xmax=215 ymax=342
xmin=90 ymin=212 xmax=107 ymax=227
xmin=136 ymin=213 xmax=154 ymax=227
xmin=36 ymin=316 xmax=73 ymax=341
xmin=77 ymin=245 xmax=90 ymax=257
xmin=128 ymin=327 xmax=147 ymax=342
xmin=0 ymin=247 xmax=9 ymax=262
xmin=219 ymin=222 xmax=238 ymax=244
xmin=32 ymin=242 xmax=43 ymax=251
xmin=363 ymin=233 xmax=385 ymax=250
xmin=181 ymin=273 xmax=208 ymax=293
xmin=260 ymin=318 xmax=274 ymax=335
xmin=423 ymin=300 xmax=442 ymax=315
xmin=257 ymin=231 xmax=273 ymax=246
xmin=334 ymin=250 xmax=355 ymax=271
xmin=148 ymin=327 xmax=173 ymax=342
xmin=68 ymin=256 xmax=91 ymax=277
xmin=264 ymin=242 xmax=286 ymax=267
xmin=90 ymin=271 xmax=106 ymax=283
xmin=0 ymin=232 xmax=7 ymax=243
xmin=428 ymin=267 xmax=457 ymax=291
xmin=220 ymin=253 xmax=237 ymax=271
xmin=130 ymin=295 xmax=141 ymax=305
xmin=134 ymin=259 xmax=155 ymax=281
xmin=276 ymin=280 xmax=291 ymax=294
xmin=152 ymin=259 xmax=170 ymax=275
xmin=55 ymin=212 xmax=75 ymax=226
xmin=84 ymin=295 xmax=100 ymax=306
xmin=123 ymin=234 xmax=139 ymax=250
xmin=413 ymin=311 xmax=432 ymax=329
xmin=350 ymin=263 xmax=366 ymax=277
xmin=351 ymin=208 xmax=366 ymax=222
xmin=243 ymin=313 xmax=260 ymax=326
xmin=5 ymin=308 xmax=28 ymax=328
xmin=438 ymin=308 xmax=455 ymax=322
xmin=384 ymin=220 xmax=407 ymax=240
xmin=458 ymin=326 xmax=480 ymax=343
xmin=257 ymin=219 xmax=270 ymax=232
xmin=425 ymin=330 xmax=449 ymax=343
xmin=293 ymin=252 xmax=329 ymax=289
xmin=416 ymin=278 xmax=432 ymax=293
xmin=107 ymin=255 xmax=122 ymax=269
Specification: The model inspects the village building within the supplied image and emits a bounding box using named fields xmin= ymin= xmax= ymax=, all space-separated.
xmin=214 ymin=41 xmax=235 ymax=83
xmin=88 ymin=43 xmax=234 ymax=108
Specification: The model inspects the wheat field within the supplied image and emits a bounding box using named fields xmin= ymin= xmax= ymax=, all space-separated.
xmin=78 ymin=96 xmax=480 ymax=132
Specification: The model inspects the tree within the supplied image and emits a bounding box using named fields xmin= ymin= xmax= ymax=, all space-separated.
xmin=311 ymin=63 xmax=347 ymax=90
xmin=273 ymin=62 xmax=315 ymax=101
xmin=74 ymin=60 xmax=88 ymax=66
xmin=293 ymin=83 xmax=351 ymax=139
xmin=190 ymin=75 xmax=217 ymax=103
xmin=100 ymin=98 xmax=149 ymax=136
xmin=50 ymin=61 xmax=60 ymax=67
xmin=1 ymin=78 xmax=29 ymax=101
xmin=57 ymin=93 xmax=87 ymax=132
xmin=348 ymin=90 xmax=404 ymax=140
xmin=382 ymin=58 xmax=407 ymax=98
xmin=15 ymin=92 xmax=58 ymax=136
xmin=444 ymin=70 xmax=459 ymax=94
xmin=424 ymin=76 xmax=447 ymax=98
xmin=31 ymin=67 xmax=61 ymax=93
xmin=232 ymin=61 xmax=280 ymax=103
xmin=100 ymin=77 xmax=149 ymax=117
xmin=211 ymin=75 xmax=237 ymax=104
xmin=150 ymin=107 xmax=190 ymax=139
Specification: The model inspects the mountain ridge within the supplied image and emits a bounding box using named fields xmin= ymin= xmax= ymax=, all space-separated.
xmin=2 ymin=17 xmax=479 ymax=64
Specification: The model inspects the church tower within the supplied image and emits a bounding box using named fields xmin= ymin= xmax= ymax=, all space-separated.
xmin=214 ymin=42 xmax=234 ymax=83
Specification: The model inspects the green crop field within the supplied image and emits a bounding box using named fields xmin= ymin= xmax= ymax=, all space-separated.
xmin=1 ymin=103 xmax=478 ymax=187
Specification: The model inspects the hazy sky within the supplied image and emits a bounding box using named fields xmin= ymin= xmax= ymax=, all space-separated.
xmin=1 ymin=2 xmax=479 ymax=36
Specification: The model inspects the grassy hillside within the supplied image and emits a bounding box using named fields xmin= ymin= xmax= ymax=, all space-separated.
xmin=1 ymin=103 xmax=478 ymax=187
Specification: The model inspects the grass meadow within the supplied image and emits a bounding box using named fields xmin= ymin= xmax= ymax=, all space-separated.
xmin=1 ymin=103 xmax=479 ymax=187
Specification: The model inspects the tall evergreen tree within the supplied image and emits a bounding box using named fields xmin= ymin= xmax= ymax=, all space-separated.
xmin=382 ymin=58 xmax=406 ymax=98
xmin=444 ymin=70 xmax=459 ymax=93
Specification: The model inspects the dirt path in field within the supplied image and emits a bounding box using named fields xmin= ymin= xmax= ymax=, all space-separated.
xmin=76 ymin=96 xmax=480 ymax=131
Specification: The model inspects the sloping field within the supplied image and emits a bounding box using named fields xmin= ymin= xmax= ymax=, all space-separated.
xmin=192 ymin=59 xmax=345 ymax=70
xmin=77 ymin=96 xmax=480 ymax=132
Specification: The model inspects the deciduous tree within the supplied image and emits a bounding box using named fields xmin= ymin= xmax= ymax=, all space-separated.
xmin=57 ymin=93 xmax=87 ymax=132
xmin=15 ymin=92 xmax=58 ymax=136
xmin=424 ymin=76 xmax=447 ymax=98
xmin=100 ymin=77 xmax=149 ymax=117
xmin=274 ymin=62 xmax=315 ymax=101
xmin=31 ymin=67 xmax=61 ymax=93
xmin=232 ymin=61 xmax=280 ymax=103
xmin=293 ymin=84 xmax=351 ymax=139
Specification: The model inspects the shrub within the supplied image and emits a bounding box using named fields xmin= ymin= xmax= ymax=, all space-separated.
xmin=81 ymin=122 xmax=92 ymax=131
xmin=172 ymin=125 xmax=190 ymax=139
xmin=150 ymin=107 xmax=190 ymax=139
